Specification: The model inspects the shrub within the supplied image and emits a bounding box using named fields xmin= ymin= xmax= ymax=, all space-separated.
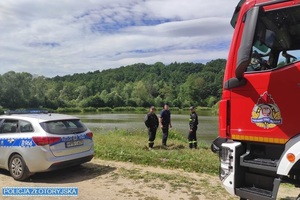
xmin=56 ymin=107 xmax=82 ymax=113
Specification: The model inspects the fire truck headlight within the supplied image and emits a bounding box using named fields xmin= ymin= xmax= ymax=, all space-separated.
xmin=220 ymin=166 xmax=231 ymax=181
xmin=220 ymin=147 xmax=230 ymax=161
xmin=219 ymin=147 xmax=232 ymax=181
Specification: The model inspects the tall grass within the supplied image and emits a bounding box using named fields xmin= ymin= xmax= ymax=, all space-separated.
xmin=93 ymin=128 xmax=219 ymax=175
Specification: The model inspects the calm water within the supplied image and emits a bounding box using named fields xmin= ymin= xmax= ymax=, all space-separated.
xmin=75 ymin=110 xmax=218 ymax=144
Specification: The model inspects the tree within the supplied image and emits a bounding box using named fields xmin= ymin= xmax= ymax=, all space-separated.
xmin=1 ymin=71 xmax=32 ymax=109
xmin=159 ymin=82 xmax=173 ymax=105
xmin=30 ymin=76 xmax=48 ymax=107
xmin=0 ymin=59 xmax=226 ymax=109
xmin=80 ymin=93 xmax=105 ymax=108
xmin=131 ymin=81 xmax=152 ymax=107
xmin=106 ymin=91 xmax=124 ymax=107
xmin=59 ymin=82 xmax=78 ymax=102
xmin=76 ymin=85 xmax=89 ymax=101
xmin=178 ymin=73 xmax=205 ymax=105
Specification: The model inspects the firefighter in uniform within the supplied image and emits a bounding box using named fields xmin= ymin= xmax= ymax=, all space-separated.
xmin=159 ymin=103 xmax=172 ymax=147
xmin=144 ymin=106 xmax=159 ymax=150
xmin=188 ymin=106 xmax=198 ymax=149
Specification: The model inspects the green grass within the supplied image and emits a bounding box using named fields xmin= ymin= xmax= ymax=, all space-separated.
xmin=93 ymin=128 xmax=219 ymax=175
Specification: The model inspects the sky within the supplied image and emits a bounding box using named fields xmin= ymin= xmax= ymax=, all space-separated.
xmin=0 ymin=0 xmax=238 ymax=77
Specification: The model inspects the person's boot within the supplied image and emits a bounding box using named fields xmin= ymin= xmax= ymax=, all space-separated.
xmin=149 ymin=141 xmax=154 ymax=150
xmin=162 ymin=139 xmax=167 ymax=147
xmin=193 ymin=141 xmax=198 ymax=149
xmin=189 ymin=141 xmax=193 ymax=149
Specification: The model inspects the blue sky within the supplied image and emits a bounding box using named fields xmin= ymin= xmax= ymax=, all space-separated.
xmin=0 ymin=0 xmax=238 ymax=77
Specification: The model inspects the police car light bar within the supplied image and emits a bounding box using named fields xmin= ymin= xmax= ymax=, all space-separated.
xmin=4 ymin=110 xmax=49 ymax=115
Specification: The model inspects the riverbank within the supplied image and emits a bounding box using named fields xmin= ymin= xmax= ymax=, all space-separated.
xmin=1 ymin=159 xmax=298 ymax=200
xmin=55 ymin=106 xmax=215 ymax=114
xmin=90 ymin=129 xmax=299 ymax=199
xmin=93 ymin=129 xmax=219 ymax=174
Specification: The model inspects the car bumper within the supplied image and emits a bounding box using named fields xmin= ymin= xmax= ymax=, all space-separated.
xmin=47 ymin=154 xmax=94 ymax=171
xmin=23 ymin=147 xmax=94 ymax=173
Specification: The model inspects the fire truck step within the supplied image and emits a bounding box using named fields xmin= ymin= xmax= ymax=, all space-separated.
xmin=236 ymin=187 xmax=273 ymax=200
xmin=236 ymin=177 xmax=281 ymax=200
xmin=240 ymin=151 xmax=278 ymax=171
xmin=243 ymin=158 xmax=278 ymax=167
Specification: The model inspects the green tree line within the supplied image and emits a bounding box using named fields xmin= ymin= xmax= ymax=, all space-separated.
xmin=0 ymin=59 xmax=226 ymax=110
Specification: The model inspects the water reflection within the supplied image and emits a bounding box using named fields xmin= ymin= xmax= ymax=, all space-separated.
xmin=75 ymin=111 xmax=218 ymax=144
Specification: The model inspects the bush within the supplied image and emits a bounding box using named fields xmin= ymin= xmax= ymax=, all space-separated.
xmin=169 ymin=107 xmax=181 ymax=112
xmin=82 ymin=107 xmax=97 ymax=113
xmin=56 ymin=107 xmax=82 ymax=113
xmin=135 ymin=107 xmax=147 ymax=112
xmin=211 ymin=101 xmax=220 ymax=116
xmin=113 ymin=107 xmax=136 ymax=112
xmin=97 ymin=107 xmax=113 ymax=112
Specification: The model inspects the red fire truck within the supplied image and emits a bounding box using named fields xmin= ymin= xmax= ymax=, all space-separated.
xmin=211 ymin=0 xmax=300 ymax=199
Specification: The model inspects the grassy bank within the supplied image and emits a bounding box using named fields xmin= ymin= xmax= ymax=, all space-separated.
xmin=55 ymin=106 xmax=214 ymax=114
xmin=93 ymin=128 xmax=219 ymax=175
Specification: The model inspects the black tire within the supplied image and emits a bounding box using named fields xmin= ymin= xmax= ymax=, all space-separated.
xmin=9 ymin=154 xmax=30 ymax=181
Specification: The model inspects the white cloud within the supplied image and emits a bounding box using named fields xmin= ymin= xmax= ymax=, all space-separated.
xmin=0 ymin=0 xmax=238 ymax=77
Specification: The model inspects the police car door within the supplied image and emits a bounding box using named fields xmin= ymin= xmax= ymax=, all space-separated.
xmin=0 ymin=119 xmax=19 ymax=168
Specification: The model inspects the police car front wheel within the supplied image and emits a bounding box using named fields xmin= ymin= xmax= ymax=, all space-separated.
xmin=9 ymin=154 xmax=30 ymax=181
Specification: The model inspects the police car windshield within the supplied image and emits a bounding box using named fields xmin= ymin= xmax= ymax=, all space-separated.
xmin=40 ymin=119 xmax=87 ymax=135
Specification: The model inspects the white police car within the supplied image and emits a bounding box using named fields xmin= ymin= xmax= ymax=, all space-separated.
xmin=0 ymin=110 xmax=94 ymax=181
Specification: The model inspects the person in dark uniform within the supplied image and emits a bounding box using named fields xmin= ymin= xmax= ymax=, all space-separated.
xmin=188 ymin=106 xmax=198 ymax=149
xmin=144 ymin=106 xmax=159 ymax=150
xmin=159 ymin=103 xmax=172 ymax=147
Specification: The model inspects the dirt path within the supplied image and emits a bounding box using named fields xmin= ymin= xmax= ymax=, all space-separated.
xmin=0 ymin=159 xmax=299 ymax=200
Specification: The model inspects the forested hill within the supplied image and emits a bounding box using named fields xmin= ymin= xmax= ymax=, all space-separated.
xmin=0 ymin=59 xmax=226 ymax=110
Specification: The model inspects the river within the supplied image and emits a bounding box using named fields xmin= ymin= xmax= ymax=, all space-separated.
xmin=75 ymin=110 xmax=218 ymax=144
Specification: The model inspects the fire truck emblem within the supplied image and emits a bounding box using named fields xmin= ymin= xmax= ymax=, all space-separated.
xmin=251 ymin=92 xmax=282 ymax=129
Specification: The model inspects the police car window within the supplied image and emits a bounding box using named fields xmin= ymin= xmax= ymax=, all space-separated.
xmin=20 ymin=120 xmax=34 ymax=133
xmin=0 ymin=119 xmax=18 ymax=133
xmin=40 ymin=119 xmax=87 ymax=135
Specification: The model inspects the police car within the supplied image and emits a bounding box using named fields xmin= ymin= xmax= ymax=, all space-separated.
xmin=0 ymin=110 xmax=94 ymax=181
